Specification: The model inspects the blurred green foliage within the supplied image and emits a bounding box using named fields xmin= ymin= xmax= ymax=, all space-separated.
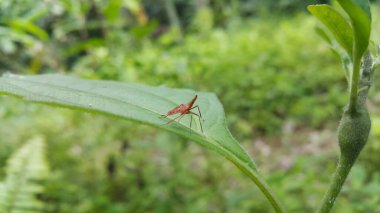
xmin=1 ymin=0 xmax=380 ymax=212
xmin=72 ymin=15 xmax=347 ymax=135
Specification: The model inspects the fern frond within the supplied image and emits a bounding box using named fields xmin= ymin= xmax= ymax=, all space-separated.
xmin=0 ymin=136 xmax=49 ymax=213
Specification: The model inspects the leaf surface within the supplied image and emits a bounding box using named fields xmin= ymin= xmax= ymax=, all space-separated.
xmin=337 ymin=0 xmax=371 ymax=60
xmin=0 ymin=74 xmax=256 ymax=170
xmin=308 ymin=5 xmax=353 ymax=57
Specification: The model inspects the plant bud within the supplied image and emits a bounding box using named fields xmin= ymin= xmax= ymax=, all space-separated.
xmin=338 ymin=107 xmax=371 ymax=162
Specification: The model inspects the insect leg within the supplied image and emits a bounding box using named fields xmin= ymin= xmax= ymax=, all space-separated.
xmin=190 ymin=105 xmax=204 ymax=122
xmin=189 ymin=112 xmax=203 ymax=133
xmin=163 ymin=114 xmax=185 ymax=125
xmin=189 ymin=115 xmax=194 ymax=134
xmin=176 ymin=114 xmax=186 ymax=124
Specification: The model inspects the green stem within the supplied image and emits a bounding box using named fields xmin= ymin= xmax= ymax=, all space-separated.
xmin=348 ymin=56 xmax=361 ymax=113
xmin=223 ymin=152 xmax=286 ymax=213
xmin=317 ymin=156 xmax=353 ymax=213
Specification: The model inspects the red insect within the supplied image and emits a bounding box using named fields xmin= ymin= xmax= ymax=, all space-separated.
xmin=160 ymin=95 xmax=204 ymax=132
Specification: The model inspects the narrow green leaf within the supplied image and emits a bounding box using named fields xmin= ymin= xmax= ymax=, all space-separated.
xmin=0 ymin=74 xmax=256 ymax=170
xmin=63 ymin=39 xmax=105 ymax=57
xmin=337 ymin=0 xmax=371 ymax=60
xmin=6 ymin=19 xmax=48 ymax=40
xmin=308 ymin=5 xmax=353 ymax=57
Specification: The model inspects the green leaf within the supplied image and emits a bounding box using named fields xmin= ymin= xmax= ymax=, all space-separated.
xmin=0 ymin=74 xmax=288 ymax=212
xmin=63 ymin=38 xmax=105 ymax=57
xmin=0 ymin=73 xmax=285 ymax=212
xmin=308 ymin=5 xmax=353 ymax=58
xmin=351 ymin=0 xmax=371 ymax=19
xmin=337 ymin=0 xmax=371 ymax=60
xmin=6 ymin=19 xmax=48 ymax=40
xmin=1 ymin=73 xmax=253 ymax=164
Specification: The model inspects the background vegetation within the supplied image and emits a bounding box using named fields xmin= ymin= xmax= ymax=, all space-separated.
xmin=0 ymin=0 xmax=380 ymax=212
